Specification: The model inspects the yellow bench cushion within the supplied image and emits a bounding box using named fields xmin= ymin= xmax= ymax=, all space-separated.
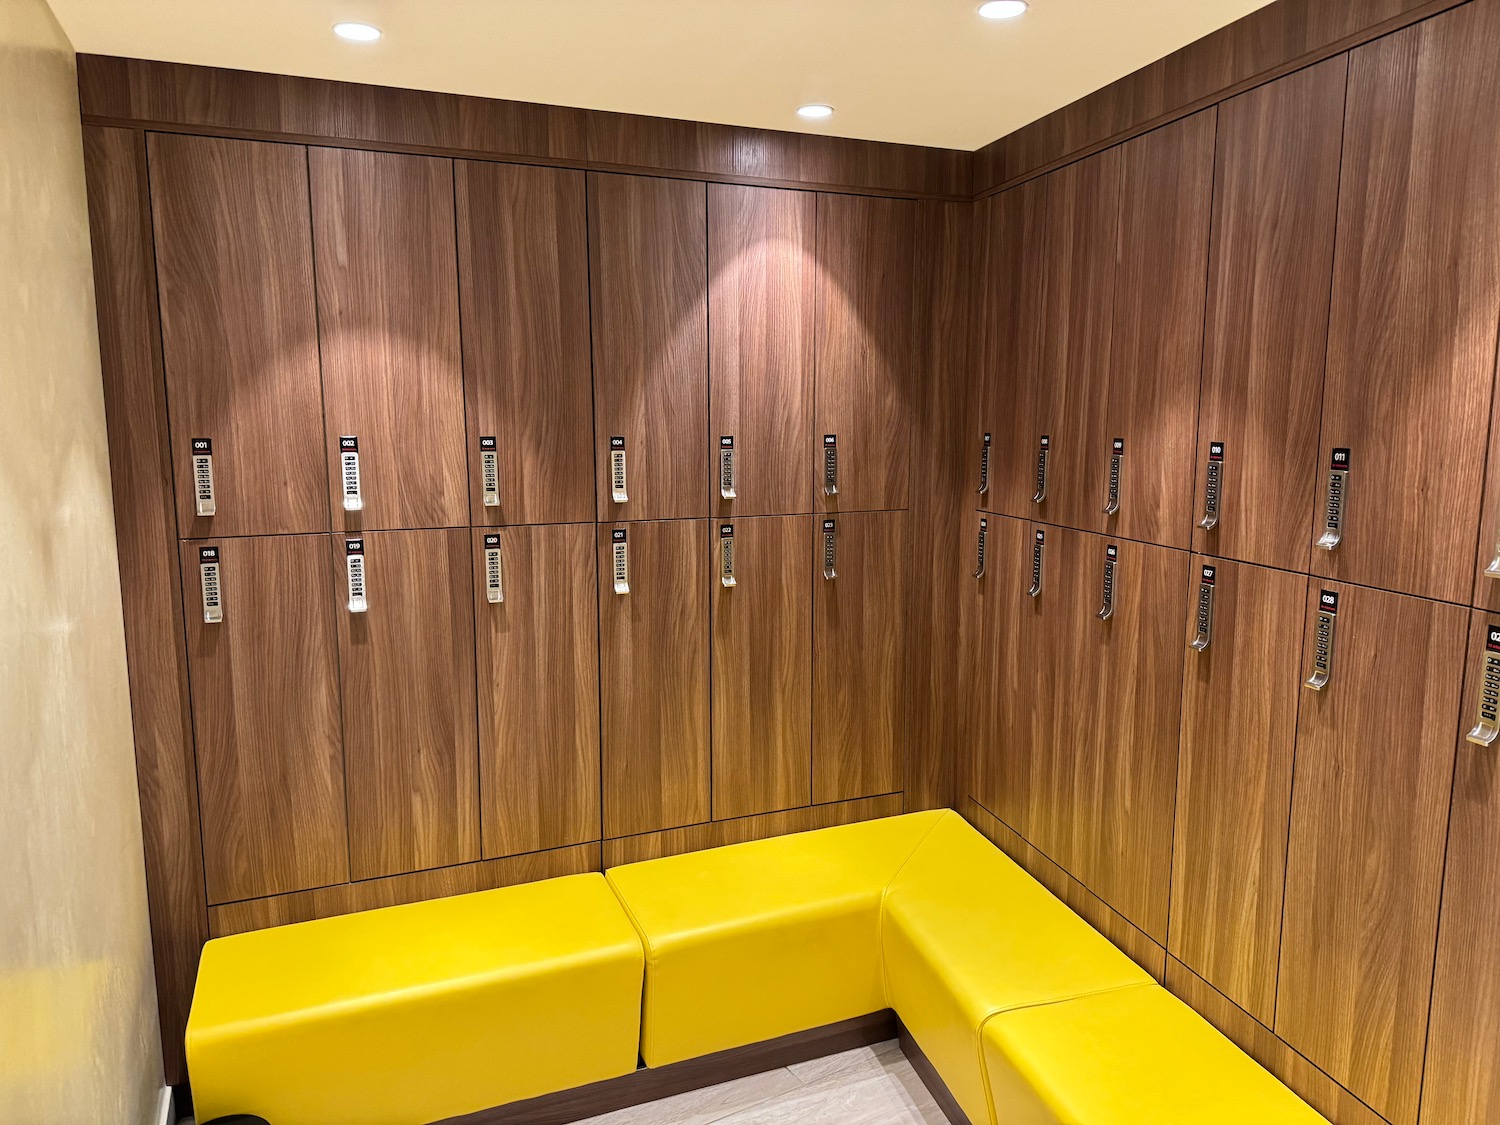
xmin=981 ymin=984 xmax=1328 ymax=1124
xmin=606 ymin=810 xmax=945 ymax=1066
xmin=883 ymin=812 xmax=1153 ymax=1125
xmin=186 ymin=873 xmax=644 ymax=1125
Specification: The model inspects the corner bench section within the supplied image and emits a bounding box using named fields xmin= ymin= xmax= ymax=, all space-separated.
xmin=186 ymin=872 xmax=644 ymax=1125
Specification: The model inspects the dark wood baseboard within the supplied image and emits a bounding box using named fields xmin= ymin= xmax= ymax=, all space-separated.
xmin=435 ymin=1011 xmax=899 ymax=1125
xmin=898 ymin=1022 xmax=972 ymax=1125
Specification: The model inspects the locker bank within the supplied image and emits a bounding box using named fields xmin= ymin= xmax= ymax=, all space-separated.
xmin=5 ymin=0 xmax=1498 ymax=1122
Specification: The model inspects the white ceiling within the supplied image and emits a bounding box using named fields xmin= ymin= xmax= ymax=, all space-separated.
xmin=48 ymin=0 xmax=1276 ymax=151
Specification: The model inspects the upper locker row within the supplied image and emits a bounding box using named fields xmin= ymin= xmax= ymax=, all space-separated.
xmin=149 ymin=135 xmax=915 ymax=536
xmin=972 ymin=28 xmax=1500 ymax=607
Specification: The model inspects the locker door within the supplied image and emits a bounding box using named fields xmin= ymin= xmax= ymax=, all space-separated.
xmin=335 ymin=528 xmax=479 ymax=879
xmin=590 ymin=174 xmax=708 ymax=523
xmin=1103 ymin=109 xmax=1216 ymax=550
xmin=473 ymin=524 xmax=600 ymax=858
xmin=709 ymin=185 xmax=815 ymax=518
xmin=815 ymin=194 xmax=915 ymax=513
xmin=1066 ymin=534 xmax=1188 ymax=943
xmin=1422 ymin=610 xmax=1500 ymax=1125
xmin=311 ymin=148 xmax=467 ymax=531
xmin=1031 ymin=150 xmax=1120 ymax=536
xmin=1314 ymin=3 xmax=1500 ymax=604
xmin=599 ymin=519 xmax=711 ymax=837
xmin=180 ymin=534 xmax=347 ymax=903
xmin=967 ymin=514 xmax=1034 ymax=812
xmin=1192 ymin=59 xmax=1345 ymax=573
xmin=974 ymin=181 xmax=1047 ymax=520
xmin=1170 ymin=557 xmax=1306 ymax=1023
xmin=457 ymin=161 xmax=594 ymax=527
xmin=813 ymin=510 xmax=907 ymax=803
xmin=1277 ymin=582 xmax=1465 ymax=1125
xmin=711 ymin=515 xmax=812 ymax=819
xmin=149 ymin=134 xmax=326 ymax=538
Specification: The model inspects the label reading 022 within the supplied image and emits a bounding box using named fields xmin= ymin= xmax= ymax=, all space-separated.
xmin=719 ymin=524 xmax=736 ymax=587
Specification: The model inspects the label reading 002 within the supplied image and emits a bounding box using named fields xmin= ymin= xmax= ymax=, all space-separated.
xmin=340 ymin=436 xmax=363 ymax=512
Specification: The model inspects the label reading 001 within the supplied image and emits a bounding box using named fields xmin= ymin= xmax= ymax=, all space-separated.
xmin=191 ymin=438 xmax=216 ymax=517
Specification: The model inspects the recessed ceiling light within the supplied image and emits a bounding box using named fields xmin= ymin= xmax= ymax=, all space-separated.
xmin=333 ymin=22 xmax=382 ymax=42
xmin=797 ymin=104 xmax=835 ymax=120
xmin=978 ymin=1 xmax=1029 ymax=18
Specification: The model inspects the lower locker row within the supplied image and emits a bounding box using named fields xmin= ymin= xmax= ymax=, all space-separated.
xmin=180 ymin=512 xmax=906 ymax=907
xmin=968 ymin=513 xmax=1498 ymax=1125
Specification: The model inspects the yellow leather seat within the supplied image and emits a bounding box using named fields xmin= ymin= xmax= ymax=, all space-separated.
xmin=981 ymin=983 xmax=1328 ymax=1123
xmin=186 ymin=873 xmax=645 ymax=1125
xmin=882 ymin=812 xmax=1153 ymax=1125
xmin=605 ymin=810 xmax=945 ymax=1066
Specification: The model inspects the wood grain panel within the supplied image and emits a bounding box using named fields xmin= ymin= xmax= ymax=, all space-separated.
xmin=209 ymin=843 xmax=599 ymax=936
xmin=336 ymin=528 xmax=479 ymax=880
xmin=1278 ymin=582 xmax=1465 ymax=1125
xmin=588 ymin=111 xmax=736 ymax=177
xmin=1193 ymin=58 xmax=1346 ymax=573
xmin=732 ymin=130 xmax=971 ymax=198
xmin=813 ymin=510 xmax=907 ymax=803
xmin=712 ymin=516 xmax=812 ymax=820
xmin=1165 ymin=958 xmax=1394 ymax=1125
xmin=966 ymin=800 xmax=1167 ymax=982
xmin=974 ymin=181 xmax=1047 ymax=520
xmin=473 ymin=525 xmax=600 ymax=859
xmin=1104 ymin=109 xmax=1216 ymax=550
xmin=972 ymin=0 xmax=1468 ymax=193
xmin=457 ymin=161 xmax=594 ymax=526
xmin=82 ymin=124 xmax=206 ymax=1085
xmin=598 ymin=519 xmax=711 ymax=837
xmin=1068 ymin=534 xmax=1189 ymax=943
xmin=967 ymin=514 xmax=1033 ymax=820
xmin=589 ymin=173 xmax=709 ymax=522
xmin=1032 ymin=149 xmax=1120 ymax=536
xmin=1421 ymin=609 xmax=1500 ymax=1125
xmin=180 ymin=535 xmax=347 ymax=903
xmin=907 ymin=200 xmax=977 ymax=812
xmin=814 ymin=193 xmax=915 ymax=514
xmin=1313 ymin=2 xmax=1500 ymax=605
xmin=1170 ymin=557 xmax=1306 ymax=1024
xmin=603 ymin=794 xmax=903 ymax=867
xmin=310 ymin=147 xmax=468 ymax=531
xmin=147 ymin=133 xmax=327 ymax=538
xmin=708 ymin=184 xmax=815 ymax=518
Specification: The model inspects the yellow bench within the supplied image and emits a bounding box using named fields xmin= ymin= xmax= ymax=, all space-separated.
xmin=185 ymin=873 xmax=644 ymax=1125
xmin=186 ymin=811 xmax=1325 ymax=1124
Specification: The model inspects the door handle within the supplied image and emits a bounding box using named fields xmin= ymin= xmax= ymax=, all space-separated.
xmin=1032 ymin=435 xmax=1049 ymax=505
xmin=1200 ymin=442 xmax=1223 ymax=530
xmin=483 ymin=534 xmax=504 ymax=604
xmin=1190 ymin=565 xmax=1216 ymax=652
xmin=1467 ymin=622 xmax=1500 ymax=745
xmin=719 ymin=523 xmax=737 ymax=588
xmin=977 ymin=433 xmax=991 ymax=496
xmin=1028 ymin=528 xmax=1045 ymax=598
xmin=198 ymin=545 xmax=223 ymax=623
xmin=1097 ymin=543 xmax=1118 ymax=620
xmin=822 ymin=434 xmax=839 ymax=497
xmin=339 ymin=436 xmax=363 ymax=512
xmin=190 ymin=438 xmax=216 ymax=517
xmin=1315 ymin=448 xmax=1350 ymax=551
xmin=479 ymin=436 xmax=500 ymax=508
xmin=973 ymin=517 xmax=988 ymax=579
xmin=1304 ymin=590 xmax=1338 ymax=690
xmin=345 ymin=538 xmax=367 ymax=613
xmin=719 ymin=436 xmax=737 ymax=501
xmin=609 ymin=437 xmax=628 ymax=504
xmin=1103 ymin=438 xmax=1123 ymax=516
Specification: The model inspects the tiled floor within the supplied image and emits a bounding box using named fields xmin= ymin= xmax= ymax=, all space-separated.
xmin=574 ymin=1040 xmax=952 ymax=1125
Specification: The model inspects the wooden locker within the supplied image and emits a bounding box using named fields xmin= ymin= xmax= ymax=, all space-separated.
xmin=335 ymin=528 xmax=479 ymax=880
xmin=1103 ymin=110 xmax=1216 ymax=550
xmin=1277 ymin=582 xmax=1465 ymax=1125
xmin=815 ymin=194 xmax=915 ymax=514
xmin=709 ymin=184 xmax=815 ymax=519
xmin=179 ymin=534 xmax=347 ymax=903
xmin=1193 ymin=58 xmax=1346 ymax=573
xmin=457 ymin=161 xmax=594 ymax=527
xmin=711 ymin=515 xmax=812 ymax=819
xmin=1314 ymin=2 xmax=1500 ymax=605
xmin=1422 ymin=610 xmax=1500 ymax=1125
xmin=1169 ymin=557 xmax=1306 ymax=1024
xmin=1031 ymin=150 xmax=1121 ymax=537
xmin=813 ymin=510 xmax=907 ymax=803
xmin=1064 ymin=533 xmax=1188 ymax=943
xmin=473 ymin=524 xmax=600 ymax=858
xmin=149 ymin=134 xmax=327 ymax=538
xmin=973 ymin=182 xmax=1047 ymax=520
xmin=599 ymin=519 xmax=711 ymax=837
xmin=590 ymin=173 xmax=708 ymax=522
xmin=967 ymin=514 xmax=1034 ymax=812
xmin=310 ymin=148 xmax=467 ymax=532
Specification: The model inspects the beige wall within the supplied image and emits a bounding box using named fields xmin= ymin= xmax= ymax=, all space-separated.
xmin=0 ymin=0 xmax=165 ymax=1122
